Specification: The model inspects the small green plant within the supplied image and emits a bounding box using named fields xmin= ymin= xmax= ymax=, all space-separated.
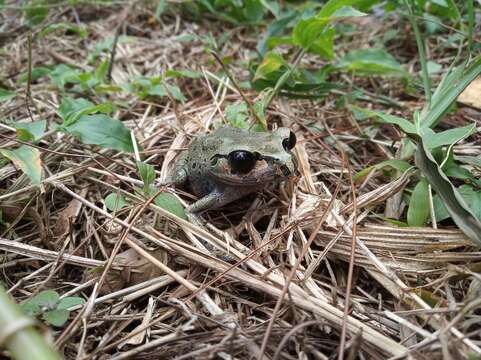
xmin=21 ymin=290 xmax=85 ymax=327
xmin=355 ymin=0 xmax=481 ymax=244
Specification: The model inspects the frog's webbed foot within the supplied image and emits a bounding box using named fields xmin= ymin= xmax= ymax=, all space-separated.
xmin=185 ymin=192 xmax=238 ymax=262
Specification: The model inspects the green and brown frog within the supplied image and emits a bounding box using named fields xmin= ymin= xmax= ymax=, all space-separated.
xmin=164 ymin=126 xmax=298 ymax=216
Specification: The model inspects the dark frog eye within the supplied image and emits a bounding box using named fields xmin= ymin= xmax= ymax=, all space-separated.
xmin=227 ymin=150 xmax=258 ymax=174
xmin=282 ymin=131 xmax=297 ymax=151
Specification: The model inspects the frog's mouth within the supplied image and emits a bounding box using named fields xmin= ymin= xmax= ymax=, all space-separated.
xmin=208 ymin=155 xmax=296 ymax=186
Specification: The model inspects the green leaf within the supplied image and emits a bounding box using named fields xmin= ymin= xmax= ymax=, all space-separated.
xmin=407 ymin=178 xmax=430 ymax=227
xmin=427 ymin=61 xmax=442 ymax=75
xmin=154 ymin=192 xmax=186 ymax=219
xmin=163 ymin=83 xmax=186 ymax=102
xmin=95 ymin=59 xmax=109 ymax=82
xmin=424 ymin=123 xmax=476 ymax=150
xmin=423 ymin=55 xmax=481 ymax=129
xmin=58 ymin=97 xmax=114 ymax=125
xmin=38 ymin=23 xmax=87 ymax=38
xmin=253 ymin=52 xmax=286 ymax=82
xmin=415 ymin=140 xmax=481 ymax=246
xmin=330 ymin=6 xmax=366 ymax=18
xmin=24 ymin=2 xmax=48 ymax=25
xmin=105 ymin=193 xmax=128 ymax=211
xmin=225 ymin=102 xmax=249 ymax=129
xmin=317 ymin=0 xmax=364 ymax=18
xmin=49 ymin=64 xmax=80 ymax=89
xmin=57 ymin=296 xmax=85 ymax=310
xmin=137 ymin=161 xmax=156 ymax=191
xmin=155 ymin=0 xmax=167 ymax=18
xmin=43 ymin=309 xmax=69 ymax=327
xmin=309 ymin=27 xmax=335 ymax=60
xmin=338 ymin=48 xmax=408 ymax=76
xmin=13 ymin=120 xmax=47 ymax=142
xmin=353 ymin=159 xmax=412 ymax=181
xmin=61 ymin=114 xmax=134 ymax=153
xmin=26 ymin=290 xmax=59 ymax=310
xmin=17 ymin=67 xmax=51 ymax=83
xmin=0 ymin=88 xmax=16 ymax=102
xmin=164 ymin=69 xmax=202 ymax=79
xmin=292 ymin=17 xmax=330 ymax=50
xmin=356 ymin=108 xmax=417 ymax=136
xmin=0 ymin=145 xmax=42 ymax=185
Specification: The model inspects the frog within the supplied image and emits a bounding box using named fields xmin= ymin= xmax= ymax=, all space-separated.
xmin=165 ymin=126 xmax=298 ymax=215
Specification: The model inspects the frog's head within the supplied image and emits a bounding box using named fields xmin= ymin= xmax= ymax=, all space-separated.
xmin=208 ymin=127 xmax=298 ymax=186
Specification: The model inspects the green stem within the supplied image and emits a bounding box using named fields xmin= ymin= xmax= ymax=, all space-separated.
xmin=467 ymin=0 xmax=474 ymax=55
xmin=405 ymin=0 xmax=431 ymax=104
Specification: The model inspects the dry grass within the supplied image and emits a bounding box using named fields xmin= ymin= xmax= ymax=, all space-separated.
xmin=1 ymin=3 xmax=481 ymax=359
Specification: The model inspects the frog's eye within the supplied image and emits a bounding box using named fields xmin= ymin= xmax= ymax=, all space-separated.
xmin=282 ymin=131 xmax=297 ymax=151
xmin=227 ymin=150 xmax=258 ymax=174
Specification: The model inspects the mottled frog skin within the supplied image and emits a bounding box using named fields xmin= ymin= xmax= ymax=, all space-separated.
xmin=169 ymin=126 xmax=298 ymax=214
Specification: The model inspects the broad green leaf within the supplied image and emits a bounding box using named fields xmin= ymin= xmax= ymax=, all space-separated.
xmin=433 ymin=194 xmax=450 ymax=222
xmin=38 ymin=23 xmax=87 ymax=38
xmin=57 ymin=296 xmax=85 ymax=310
xmin=164 ymin=69 xmax=202 ymax=79
xmin=407 ymin=178 xmax=430 ymax=227
xmin=353 ymin=159 xmax=412 ymax=181
xmin=310 ymin=27 xmax=335 ymax=60
xmin=292 ymin=17 xmax=330 ymax=50
xmin=13 ymin=120 xmax=47 ymax=142
xmin=424 ymin=123 xmax=476 ymax=150
xmin=154 ymin=192 xmax=186 ymax=219
xmin=105 ymin=193 xmax=128 ymax=212
xmin=330 ymin=6 xmax=366 ymax=18
xmin=415 ymin=141 xmax=481 ymax=246
xmin=24 ymin=2 xmax=48 ymax=25
xmin=0 ymin=145 xmax=42 ymax=184
xmin=43 ymin=309 xmax=69 ymax=327
xmin=137 ymin=161 xmax=156 ymax=190
xmin=58 ymin=97 xmax=95 ymax=121
xmin=61 ymin=114 xmax=134 ymax=153
xmin=17 ymin=67 xmax=51 ymax=83
xmin=338 ymin=48 xmax=408 ymax=76
xmin=427 ymin=61 xmax=442 ymax=74
xmin=25 ymin=290 xmax=59 ymax=309
xmin=356 ymin=108 xmax=417 ymax=136
xmin=317 ymin=0 xmax=364 ymax=18
xmin=49 ymin=64 xmax=80 ymax=89
xmin=155 ymin=0 xmax=167 ymax=19
xmin=58 ymin=97 xmax=114 ymax=125
xmin=458 ymin=185 xmax=481 ymax=221
xmin=257 ymin=11 xmax=298 ymax=56
xmin=254 ymin=52 xmax=286 ymax=82
xmin=225 ymin=103 xmax=249 ymax=129
xmin=163 ymin=83 xmax=186 ymax=102
xmin=95 ymin=59 xmax=109 ymax=82
xmin=0 ymin=88 xmax=16 ymax=102
xmin=434 ymin=185 xmax=481 ymax=223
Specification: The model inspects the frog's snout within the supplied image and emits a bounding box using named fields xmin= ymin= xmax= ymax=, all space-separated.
xmin=279 ymin=156 xmax=298 ymax=177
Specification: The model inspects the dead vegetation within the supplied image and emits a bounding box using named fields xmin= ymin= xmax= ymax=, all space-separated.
xmin=1 ymin=3 xmax=481 ymax=359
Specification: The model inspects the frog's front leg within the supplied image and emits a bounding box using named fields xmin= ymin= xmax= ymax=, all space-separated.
xmin=187 ymin=192 xmax=218 ymax=214
xmin=156 ymin=152 xmax=188 ymax=187
xmin=187 ymin=186 xmax=254 ymax=214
